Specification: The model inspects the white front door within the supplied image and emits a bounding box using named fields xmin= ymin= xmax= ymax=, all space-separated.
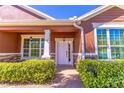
xmin=56 ymin=39 xmax=73 ymax=65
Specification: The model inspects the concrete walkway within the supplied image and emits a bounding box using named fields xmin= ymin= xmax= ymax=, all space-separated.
xmin=50 ymin=65 xmax=83 ymax=88
xmin=0 ymin=65 xmax=83 ymax=88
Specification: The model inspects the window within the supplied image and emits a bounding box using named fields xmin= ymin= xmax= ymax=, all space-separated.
xmin=97 ymin=29 xmax=107 ymax=59
xmin=97 ymin=28 xmax=124 ymax=59
xmin=23 ymin=37 xmax=44 ymax=58
xmin=31 ymin=39 xmax=40 ymax=57
xmin=41 ymin=38 xmax=44 ymax=55
xmin=23 ymin=39 xmax=30 ymax=57
xmin=110 ymin=29 xmax=124 ymax=59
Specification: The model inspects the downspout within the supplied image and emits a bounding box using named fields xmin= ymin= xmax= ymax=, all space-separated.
xmin=73 ymin=20 xmax=85 ymax=59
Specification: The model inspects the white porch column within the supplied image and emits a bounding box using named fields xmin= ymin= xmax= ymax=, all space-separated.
xmin=42 ymin=29 xmax=51 ymax=59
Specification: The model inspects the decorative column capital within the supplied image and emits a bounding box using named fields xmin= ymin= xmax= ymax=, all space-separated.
xmin=44 ymin=29 xmax=51 ymax=33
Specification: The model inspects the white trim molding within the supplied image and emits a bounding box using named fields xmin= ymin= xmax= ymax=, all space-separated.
xmin=94 ymin=28 xmax=98 ymax=57
xmin=73 ymin=53 xmax=82 ymax=56
xmin=106 ymin=29 xmax=112 ymax=60
xmin=21 ymin=35 xmax=44 ymax=38
xmin=18 ymin=5 xmax=55 ymax=20
xmin=0 ymin=53 xmax=21 ymax=56
xmin=93 ymin=22 xmax=124 ymax=28
xmin=55 ymin=38 xmax=74 ymax=42
xmin=50 ymin=53 xmax=55 ymax=55
xmin=85 ymin=53 xmax=96 ymax=56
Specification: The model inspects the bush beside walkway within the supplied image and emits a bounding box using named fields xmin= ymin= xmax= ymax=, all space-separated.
xmin=0 ymin=59 xmax=55 ymax=84
xmin=77 ymin=59 xmax=124 ymax=88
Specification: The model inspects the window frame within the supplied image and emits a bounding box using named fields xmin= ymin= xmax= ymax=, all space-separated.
xmin=95 ymin=27 xmax=124 ymax=60
xmin=21 ymin=35 xmax=44 ymax=59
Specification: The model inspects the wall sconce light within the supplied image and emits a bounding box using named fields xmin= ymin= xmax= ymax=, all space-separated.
xmin=30 ymin=36 xmax=32 ymax=41
xmin=63 ymin=38 xmax=65 ymax=42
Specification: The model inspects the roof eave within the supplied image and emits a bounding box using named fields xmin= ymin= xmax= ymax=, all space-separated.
xmin=0 ymin=20 xmax=74 ymax=26
xmin=19 ymin=5 xmax=56 ymax=20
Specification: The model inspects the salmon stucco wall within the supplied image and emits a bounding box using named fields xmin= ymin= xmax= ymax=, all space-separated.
xmin=0 ymin=32 xmax=19 ymax=53
xmin=74 ymin=30 xmax=82 ymax=53
xmin=0 ymin=29 xmax=82 ymax=63
xmin=0 ymin=5 xmax=45 ymax=22
xmin=50 ymin=32 xmax=81 ymax=54
xmin=50 ymin=31 xmax=82 ymax=61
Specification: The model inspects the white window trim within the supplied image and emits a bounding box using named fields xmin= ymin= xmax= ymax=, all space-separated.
xmin=85 ymin=53 xmax=96 ymax=56
xmin=21 ymin=35 xmax=44 ymax=59
xmin=94 ymin=28 xmax=98 ymax=57
xmin=93 ymin=22 xmax=124 ymax=28
xmin=0 ymin=53 xmax=21 ymax=55
xmin=93 ymin=22 xmax=124 ymax=60
xmin=106 ymin=29 xmax=111 ymax=60
xmin=73 ymin=53 xmax=82 ymax=56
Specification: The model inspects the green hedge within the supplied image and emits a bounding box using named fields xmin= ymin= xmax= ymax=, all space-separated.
xmin=0 ymin=59 xmax=55 ymax=84
xmin=77 ymin=59 xmax=124 ymax=88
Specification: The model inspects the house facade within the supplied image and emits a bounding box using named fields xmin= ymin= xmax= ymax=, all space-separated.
xmin=0 ymin=5 xmax=124 ymax=65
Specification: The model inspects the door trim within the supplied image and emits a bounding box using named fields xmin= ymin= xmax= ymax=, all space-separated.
xmin=55 ymin=38 xmax=73 ymax=65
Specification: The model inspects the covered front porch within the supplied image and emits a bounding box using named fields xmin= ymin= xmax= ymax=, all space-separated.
xmin=0 ymin=23 xmax=82 ymax=65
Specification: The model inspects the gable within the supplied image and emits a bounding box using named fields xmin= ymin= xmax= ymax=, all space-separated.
xmin=0 ymin=5 xmax=55 ymax=22
xmin=78 ymin=5 xmax=124 ymax=22
xmin=90 ymin=6 xmax=124 ymax=22
xmin=78 ymin=5 xmax=113 ymax=21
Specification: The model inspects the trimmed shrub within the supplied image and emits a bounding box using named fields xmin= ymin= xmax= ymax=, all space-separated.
xmin=0 ymin=59 xmax=55 ymax=84
xmin=76 ymin=59 xmax=124 ymax=88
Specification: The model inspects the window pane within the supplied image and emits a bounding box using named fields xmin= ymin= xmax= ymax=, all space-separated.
xmin=111 ymin=47 xmax=124 ymax=59
xmin=41 ymin=38 xmax=44 ymax=48
xmin=97 ymin=29 xmax=106 ymax=35
xmin=120 ymin=47 xmax=124 ymax=58
xmin=97 ymin=29 xmax=107 ymax=59
xmin=31 ymin=49 xmax=39 ymax=57
xmin=98 ymin=47 xmax=107 ymax=59
xmin=23 ymin=49 xmax=29 ymax=57
xmin=41 ymin=49 xmax=44 ymax=55
xmin=97 ymin=29 xmax=107 ymax=46
xmin=111 ymin=47 xmax=120 ymax=59
xmin=110 ymin=29 xmax=120 ymax=45
xmin=24 ymin=39 xmax=30 ymax=48
xmin=31 ymin=39 xmax=40 ymax=48
xmin=120 ymin=30 xmax=124 ymax=45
